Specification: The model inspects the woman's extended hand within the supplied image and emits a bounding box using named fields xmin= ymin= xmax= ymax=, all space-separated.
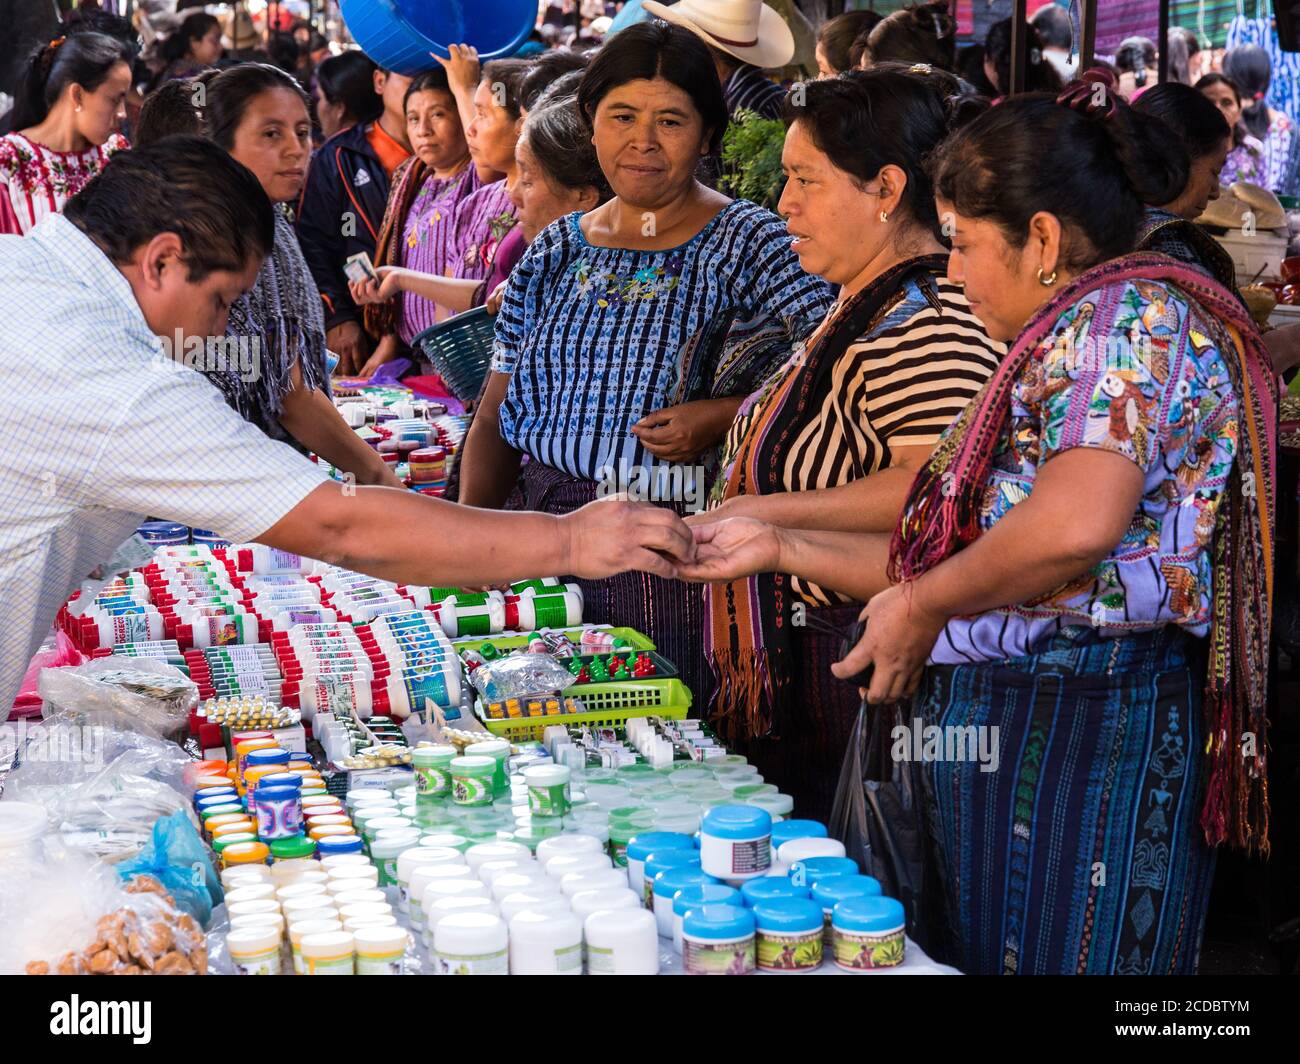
xmin=674 ymin=517 xmax=781 ymax=583
xmin=831 ymin=582 xmax=947 ymax=704
xmin=432 ymin=43 xmax=481 ymax=99
xmin=632 ymin=397 xmax=741 ymax=463
xmin=348 ymin=266 xmax=406 ymax=307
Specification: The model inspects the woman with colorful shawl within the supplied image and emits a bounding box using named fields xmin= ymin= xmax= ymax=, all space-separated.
xmin=686 ymin=80 xmax=1277 ymax=974
xmin=845 ymin=84 xmax=1275 ymax=974
xmin=693 ymin=68 xmax=1002 ymax=822
xmin=203 ymin=64 xmax=400 ymax=487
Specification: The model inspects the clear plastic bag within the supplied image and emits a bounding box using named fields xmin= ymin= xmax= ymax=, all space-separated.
xmin=38 ymin=656 xmax=197 ymax=740
xmin=467 ymin=651 xmax=576 ymax=702
xmin=4 ymin=728 xmax=198 ymax=863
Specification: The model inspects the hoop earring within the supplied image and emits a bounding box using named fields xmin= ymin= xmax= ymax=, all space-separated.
xmin=879 ymin=210 xmax=889 ymax=223
xmin=1037 ymin=266 xmax=1057 ymax=286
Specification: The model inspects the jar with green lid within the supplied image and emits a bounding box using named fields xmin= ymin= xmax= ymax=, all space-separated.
xmin=608 ymin=805 xmax=655 ymax=830
xmin=371 ymin=829 xmax=421 ymax=886
xmin=468 ymin=740 xmax=511 ymax=795
xmin=413 ymin=745 xmax=455 ymax=803
xmin=616 ymin=763 xmax=658 ymax=782
xmin=213 ymin=831 xmax=259 ymax=855
xmin=352 ymin=804 xmax=400 ymax=834
xmin=269 ymin=835 xmax=317 ymax=862
xmin=511 ymin=820 xmax=564 ymax=852
xmin=421 ymin=832 xmax=470 ymax=852
xmin=734 ymin=782 xmax=778 ymax=801
xmin=450 ymin=756 xmax=496 ymax=807
xmin=747 ymin=793 xmax=794 ymax=821
xmin=201 ymin=803 xmax=245 ymax=822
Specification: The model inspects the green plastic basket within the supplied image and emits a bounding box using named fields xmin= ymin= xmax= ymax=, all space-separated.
xmin=478 ymin=678 xmax=692 ymax=741
xmin=451 ymin=626 xmax=656 ymax=654
xmin=411 ymin=306 xmax=496 ymax=403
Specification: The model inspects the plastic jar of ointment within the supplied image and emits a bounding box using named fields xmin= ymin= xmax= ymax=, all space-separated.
xmin=753 ymin=897 xmax=825 ymax=972
xmin=300 ymin=930 xmax=355 ymax=975
xmin=433 ymin=912 xmax=508 ymax=975
xmin=830 ymin=895 xmax=906 ymax=971
xmin=700 ymin=806 xmax=771 ymax=882
xmin=671 ymin=883 xmax=741 ymax=954
xmin=508 ymin=910 xmax=583 ymax=975
xmin=681 ymin=904 xmax=755 ymax=975
xmin=583 ymin=908 xmax=659 ymax=975
xmin=227 ymin=926 xmax=283 ymax=975
xmin=354 ymin=925 xmax=409 ymax=975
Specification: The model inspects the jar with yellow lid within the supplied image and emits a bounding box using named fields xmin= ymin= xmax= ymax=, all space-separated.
xmin=222 ymin=840 xmax=271 ymax=868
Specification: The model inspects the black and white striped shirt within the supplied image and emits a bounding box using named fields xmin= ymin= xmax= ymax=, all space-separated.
xmin=723 ymin=64 xmax=786 ymax=121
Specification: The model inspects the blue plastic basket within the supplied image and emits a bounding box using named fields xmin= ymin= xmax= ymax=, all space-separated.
xmin=340 ymin=0 xmax=539 ymax=75
xmin=411 ymin=306 xmax=496 ymax=403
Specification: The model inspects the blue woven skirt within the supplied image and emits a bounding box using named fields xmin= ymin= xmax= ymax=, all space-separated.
xmin=916 ymin=626 xmax=1216 ymax=975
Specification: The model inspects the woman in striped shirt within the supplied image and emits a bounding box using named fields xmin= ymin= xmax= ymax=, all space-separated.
xmin=693 ymin=67 xmax=1003 ymax=821
xmin=459 ymin=22 xmax=832 ymax=702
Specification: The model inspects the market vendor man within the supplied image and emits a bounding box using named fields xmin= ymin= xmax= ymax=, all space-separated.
xmin=0 ymin=136 xmax=694 ymax=713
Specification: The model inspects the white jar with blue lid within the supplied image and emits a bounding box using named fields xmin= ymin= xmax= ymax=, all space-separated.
xmin=789 ymin=855 xmax=857 ymax=890
xmin=680 ymin=904 xmax=756 ymax=975
xmin=753 ymin=897 xmax=826 ymax=971
xmin=769 ymin=819 xmax=828 ymax=851
xmin=671 ymin=883 xmax=741 ymax=954
xmin=651 ymin=866 xmax=718 ymax=938
xmin=830 ymin=895 xmax=906 ymax=970
xmin=641 ymin=849 xmax=701 ymax=908
xmin=740 ymin=874 xmax=810 ymax=908
xmin=700 ymin=805 xmax=771 ymax=882
xmin=811 ymin=874 xmax=883 ymax=943
xmin=624 ymin=831 xmax=694 ymax=897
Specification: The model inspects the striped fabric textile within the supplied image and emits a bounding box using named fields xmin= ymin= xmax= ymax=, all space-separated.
xmin=493 ymin=200 xmax=834 ymax=483
xmin=917 ymin=625 xmax=1216 ymax=974
xmin=722 ymin=64 xmax=786 ymax=120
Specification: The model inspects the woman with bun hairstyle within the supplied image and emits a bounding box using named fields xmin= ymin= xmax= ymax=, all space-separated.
xmin=0 ymin=32 xmax=132 ymax=235
xmin=823 ymin=72 xmax=1277 ymax=972
xmin=858 ymin=1 xmax=957 ymax=71
xmin=1221 ymin=44 xmax=1295 ymax=195
xmin=683 ymin=66 xmax=1002 ymax=822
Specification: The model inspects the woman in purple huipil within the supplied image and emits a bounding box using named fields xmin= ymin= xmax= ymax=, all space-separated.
xmin=357 ymin=52 xmax=528 ymax=369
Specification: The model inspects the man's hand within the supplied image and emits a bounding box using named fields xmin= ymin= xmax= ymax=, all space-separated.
xmin=831 ymin=583 xmax=947 ymax=704
xmin=675 ymin=517 xmax=781 ymax=583
xmin=326 ymin=321 xmax=369 ymax=376
xmin=631 ymin=397 xmax=740 ymax=463
xmin=683 ymin=494 xmax=765 ymax=527
xmin=558 ymin=497 xmax=695 ymax=580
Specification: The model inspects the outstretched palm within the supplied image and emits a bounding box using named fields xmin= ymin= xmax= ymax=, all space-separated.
xmin=675 ymin=517 xmax=780 ymax=583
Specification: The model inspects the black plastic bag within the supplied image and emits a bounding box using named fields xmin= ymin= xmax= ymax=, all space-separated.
xmin=828 ymin=698 xmax=949 ymax=962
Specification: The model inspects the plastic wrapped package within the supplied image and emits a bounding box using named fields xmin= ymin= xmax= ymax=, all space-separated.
xmin=0 ymin=805 xmax=206 ymax=975
xmin=116 ymin=811 xmax=221 ymax=926
xmin=37 ymin=657 xmax=197 ymax=740
xmin=467 ymin=652 xmax=576 ymax=703
xmin=3 ymin=729 xmax=198 ymax=863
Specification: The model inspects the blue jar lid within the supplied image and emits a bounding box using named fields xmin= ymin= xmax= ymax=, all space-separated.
xmin=259 ymin=773 xmax=301 ymax=789
xmin=832 ymin=895 xmax=906 ymax=933
xmin=673 ymin=883 xmax=741 ymax=917
xmin=644 ymin=849 xmax=701 ymax=879
xmin=770 ymin=819 xmax=828 ymax=850
xmin=256 ymin=785 xmax=302 ymax=802
xmin=317 ymin=834 xmax=365 ymax=855
xmin=246 ymin=748 xmax=290 ymax=767
xmin=196 ymin=793 xmax=237 ymax=811
xmin=653 ymin=866 xmax=718 ymax=898
xmin=752 ymin=897 xmax=825 ymax=934
xmin=682 ymin=903 xmax=756 ymax=941
xmin=791 ymin=856 xmax=858 ymax=885
xmin=288 ymin=752 xmax=314 ymax=764
xmin=811 ymin=874 xmax=882 ymax=907
xmin=137 ymin=521 xmax=188 ymax=544
xmin=195 ymin=786 xmax=238 ymax=802
xmin=740 ymin=875 xmax=810 ymax=907
xmin=626 ymin=831 xmax=695 ymax=864
xmin=701 ymin=804 xmax=772 ymax=841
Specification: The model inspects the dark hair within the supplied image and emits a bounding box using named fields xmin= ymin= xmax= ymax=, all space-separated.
xmin=1133 ymin=82 xmax=1230 ymax=161
xmin=1223 ymin=44 xmax=1272 ymax=140
xmin=818 ymin=10 xmax=883 ymax=74
xmin=782 ymin=65 xmax=985 ymax=242
xmin=160 ymin=13 xmax=220 ymax=65
xmin=1166 ymin=27 xmax=1199 ymax=85
xmin=204 ymin=63 xmax=310 ymax=150
xmin=1195 ymin=72 xmax=1248 ymax=148
xmin=1030 ymin=5 xmax=1074 ymax=50
xmin=266 ymin=32 xmax=301 ymax=74
xmin=865 ymin=2 xmax=957 ymax=71
xmin=480 ymin=59 xmax=532 ymax=123
xmin=519 ymin=49 xmax=589 ymax=112
xmin=13 ymin=31 xmax=132 ymax=129
xmin=954 ymin=43 xmax=996 ymax=95
xmin=534 ymin=69 xmax=585 ymax=110
xmin=577 ymin=21 xmax=727 ymax=155
xmin=316 ymin=50 xmax=382 ymax=126
xmin=522 ymin=96 xmax=612 ymax=203
xmin=134 ymin=79 xmax=205 ymax=147
xmin=984 ymin=18 xmax=1062 ymax=95
xmin=405 ymin=67 xmax=452 ymax=107
xmin=64 ymin=7 xmax=140 ymax=52
xmin=64 ymin=135 xmax=273 ymax=280
xmin=1114 ymin=36 xmax=1156 ymax=85
xmin=930 ymin=93 xmax=1190 ymax=270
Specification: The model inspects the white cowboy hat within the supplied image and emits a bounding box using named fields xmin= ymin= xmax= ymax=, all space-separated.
xmin=642 ymin=0 xmax=795 ymax=70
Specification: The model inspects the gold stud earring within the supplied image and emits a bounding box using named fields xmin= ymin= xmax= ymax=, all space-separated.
xmin=879 ymin=210 xmax=889 ymax=223
xmin=1037 ymin=266 xmax=1057 ymax=286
